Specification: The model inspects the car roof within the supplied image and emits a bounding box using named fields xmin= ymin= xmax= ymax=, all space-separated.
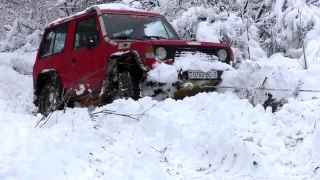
xmin=101 ymin=9 xmax=162 ymax=17
xmin=46 ymin=3 xmax=163 ymax=28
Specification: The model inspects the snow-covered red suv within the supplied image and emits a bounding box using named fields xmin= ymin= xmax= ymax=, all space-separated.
xmin=33 ymin=4 xmax=234 ymax=115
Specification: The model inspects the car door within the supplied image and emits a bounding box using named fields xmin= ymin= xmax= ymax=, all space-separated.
xmin=36 ymin=23 xmax=72 ymax=90
xmin=68 ymin=15 xmax=104 ymax=97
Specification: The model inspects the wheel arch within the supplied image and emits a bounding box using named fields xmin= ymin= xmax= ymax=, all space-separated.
xmin=108 ymin=50 xmax=149 ymax=72
xmin=100 ymin=51 xmax=146 ymax=103
xmin=34 ymin=70 xmax=62 ymax=106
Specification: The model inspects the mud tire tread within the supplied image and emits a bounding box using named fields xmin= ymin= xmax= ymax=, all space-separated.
xmin=118 ymin=71 xmax=140 ymax=100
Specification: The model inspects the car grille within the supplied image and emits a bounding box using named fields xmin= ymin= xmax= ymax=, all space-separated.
xmin=153 ymin=45 xmax=231 ymax=63
xmin=173 ymin=47 xmax=219 ymax=61
xmin=174 ymin=47 xmax=218 ymax=56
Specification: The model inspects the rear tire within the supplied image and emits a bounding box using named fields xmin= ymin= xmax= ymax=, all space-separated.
xmin=38 ymin=82 xmax=61 ymax=116
xmin=118 ymin=71 xmax=140 ymax=100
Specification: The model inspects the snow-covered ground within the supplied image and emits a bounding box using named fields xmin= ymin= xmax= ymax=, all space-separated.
xmin=1 ymin=51 xmax=320 ymax=180
xmin=219 ymin=52 xmax=320 ymax=105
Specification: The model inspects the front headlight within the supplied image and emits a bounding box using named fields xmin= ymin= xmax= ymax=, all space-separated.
xmin=155 ymin=47 xmax=167 ymax=60
xmin=217 ymin=49 xmax=228 ymax=61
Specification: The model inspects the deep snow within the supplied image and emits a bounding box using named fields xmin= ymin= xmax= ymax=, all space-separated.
xmin=2 ymin=1 xmax=320 ymax=179
xmin=1 ymin=51 xmax=320 ymax=180
xmin=148 ymin=51 xmax=232 ymax=84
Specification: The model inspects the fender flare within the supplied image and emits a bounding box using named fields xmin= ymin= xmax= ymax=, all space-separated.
xmin=108 ymin=50 xmax=149 ymax=72
xmin=100 ymin=51 xmax=148 ymax=103
xmin=34 ymin=70 xmax=62 ymax=106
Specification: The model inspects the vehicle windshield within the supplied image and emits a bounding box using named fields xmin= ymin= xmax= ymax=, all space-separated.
xmin=103 ymin=14 xmax=180 ymax=40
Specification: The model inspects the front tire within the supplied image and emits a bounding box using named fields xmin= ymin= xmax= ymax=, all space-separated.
xmin=38 ymin=82 xmax=61 ymax=115
xmin=118 ymin=71 xmax=140 ymax=100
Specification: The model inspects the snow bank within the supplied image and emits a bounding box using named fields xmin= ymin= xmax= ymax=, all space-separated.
xmin=219 ymin=52 xmax=320 ymax=105
xmin=0 ymin=65 xmax=35 ymax=114
xmin=146 ymin=51 xmax=320 ymax=106
xmin=0 ymin=109 xmax=100 ymax=180
xmin=0 ymin=51 xmax=320 ymax=179
xmin=0 ymin=51 xmax=36 ymax=66
xmin=148 ymin=62 xmax=179 ymax=83
xmin=0 ymin=52 xmax=36 ymax=76
xmin=0 ymin=52 xmax=36 ymax=113
xmin=173 ymin=52 xmax=232 ymax=72
xmin=147 ymin=52 xmax=233 ymax=83
xmin=0 ymin=52 xmax=100 ymax=180
xmin=33 ymin=92 xmax=320 ymax=179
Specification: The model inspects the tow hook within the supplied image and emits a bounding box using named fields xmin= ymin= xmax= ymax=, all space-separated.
xmin=172 ymin=81 xmax=194 ymax=90
xmin=183 ymin=83 xmax=194 ymax=89
xmin=172 ymin=82 xmax=181 ymax=90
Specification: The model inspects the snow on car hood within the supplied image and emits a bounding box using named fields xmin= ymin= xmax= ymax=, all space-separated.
xmin=150 ymin=39 xmax=231 ymax=47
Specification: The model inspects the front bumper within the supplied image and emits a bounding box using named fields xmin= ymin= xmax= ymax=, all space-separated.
xmin=142 ymin=69 xmax=224 ymax=99
xmin=171 ymin=70 xmax=223 ymax=99
xmin=173 ymin=70 xmax=223 ymax=89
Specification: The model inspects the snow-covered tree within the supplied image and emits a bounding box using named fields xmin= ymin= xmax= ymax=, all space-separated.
xmin=123 ymin=0 xmax=320 ymax=62
xmin=0 ymin=0 xmax=119 ymax=52
xmin=1 ymin=0 xmax=320 ymax=66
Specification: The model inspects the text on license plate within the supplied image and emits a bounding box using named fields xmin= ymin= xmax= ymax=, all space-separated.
xmin=188 ymin=71 xmax=218 ymax=79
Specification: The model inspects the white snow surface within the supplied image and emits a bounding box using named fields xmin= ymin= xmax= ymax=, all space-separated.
xmin=219 ymin=51 xmax=320 ymax=105
xmin=1 ymin=51 xmax=320 ymax=180
xmin=93 ymin=3 xmax=147 ymax=12
xmin=75 ymin=84 xmax=86 ymax=96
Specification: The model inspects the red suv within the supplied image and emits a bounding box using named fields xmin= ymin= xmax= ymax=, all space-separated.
xmin=33 ymin=4 xmax=234 ymax=115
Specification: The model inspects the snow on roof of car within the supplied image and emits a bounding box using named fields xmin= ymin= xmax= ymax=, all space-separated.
xmin=93 ymin=3 xmax=147 ymax=12
xmin=46 ymin=3 xmax=153 ymax=28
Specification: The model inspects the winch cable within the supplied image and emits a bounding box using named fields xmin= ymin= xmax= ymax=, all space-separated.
xmin=209 ymin=85 xmax=320 ymax=93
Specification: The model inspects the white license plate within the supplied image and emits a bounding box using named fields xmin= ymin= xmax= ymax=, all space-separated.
xmin=188 ymin=71 xmax=218 ymax=79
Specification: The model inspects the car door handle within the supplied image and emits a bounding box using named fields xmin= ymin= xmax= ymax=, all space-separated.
xmin=72 ymin=58 xmax=76 ymax=62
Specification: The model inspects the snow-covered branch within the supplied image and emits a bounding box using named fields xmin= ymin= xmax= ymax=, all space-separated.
xmin=1 ymin=0 xmax=320 ymax=63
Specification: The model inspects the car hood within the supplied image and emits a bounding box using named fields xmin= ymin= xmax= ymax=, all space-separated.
xmin=149 ymin=40 xmax=231 ymax=48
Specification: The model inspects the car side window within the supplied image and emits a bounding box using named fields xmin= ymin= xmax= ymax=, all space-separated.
xmin=40 ymin=24 xmax=69 ymax=57
xmin=53 ymin=31 xmax=67 ymax=54
xmin=40 ymin=31 xmax=55 ymax=57
xmin=74 ymin=17 xmax=100 ymax=50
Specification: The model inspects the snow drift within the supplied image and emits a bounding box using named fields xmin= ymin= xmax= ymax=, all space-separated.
xmin=1 ymin=52 xmax=320 ymax=180
xmin=1 ymin=1 xmax=320 ymax=179
xmin=147 ymin=51 xmax=232 ymax=84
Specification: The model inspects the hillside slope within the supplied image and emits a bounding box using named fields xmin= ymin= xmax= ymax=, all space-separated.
xmin=1 ymin=52 xmax=320 ymax=180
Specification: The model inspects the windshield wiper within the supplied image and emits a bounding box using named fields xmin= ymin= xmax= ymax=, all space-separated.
xmin=143 ymin=35 xmax=167 ymax=40
xmin=111 ymin=35 xmax=143 ymax=41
